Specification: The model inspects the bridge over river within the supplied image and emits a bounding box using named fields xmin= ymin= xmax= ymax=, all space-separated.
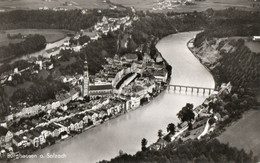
xmin=16 ymin=32 xmax=215 ymax=163
xmin=168 ymin=84 xmax=215 ymax=95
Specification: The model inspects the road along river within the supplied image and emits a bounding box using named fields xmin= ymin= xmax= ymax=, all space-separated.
xmin=15 ymin=31 xmax=215 ymax=163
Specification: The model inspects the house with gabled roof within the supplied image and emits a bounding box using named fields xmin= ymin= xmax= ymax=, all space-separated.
xmin=12 ymin=135 xmax=29 ymax=148
xmin=48 ymin=123 xmax=61 ymax=138
xmin=0 ymin=127 xmax=13 ymax=145
xmin=25 ymin=131 xmax=39 ymax=147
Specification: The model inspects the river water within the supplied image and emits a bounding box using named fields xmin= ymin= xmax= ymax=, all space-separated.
xmin=15 ymin=31 xmax=215 ymax=163
xmin=8 ymin=37 xmax=70 ymax=65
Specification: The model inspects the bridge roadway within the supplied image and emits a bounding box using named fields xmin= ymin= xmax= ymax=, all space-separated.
xmin=168 ymin=84 xmax=214 ymax=95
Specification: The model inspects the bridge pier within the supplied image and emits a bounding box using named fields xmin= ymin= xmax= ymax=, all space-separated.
xmin=197 ymin=88 xmax=199 ymax=94
xmin=203 ymin=88 xmax=205 ymax=94
xmin=191 ymin=88 xmax=193 ymax=93
xmin=185 ymin=87 xmax=187 ymax=92
xmin=179 ymin=86 xmax=181 ymax=92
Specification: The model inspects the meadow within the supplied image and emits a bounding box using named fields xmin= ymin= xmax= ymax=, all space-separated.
xmin=0 ymin=0 xmax=257 ymax=12
xmin=111 ymin=0 xmax=257 ymax=12
xmin=218 ymin=109 xmax=260 ymax=160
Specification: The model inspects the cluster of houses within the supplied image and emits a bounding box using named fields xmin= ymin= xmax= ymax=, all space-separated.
xmin=0 ymin=51 xmax=170 ymax=160
xmin=0 ymin=96 xmax=127 ymax=159
xmin=0 ymin=9 xmax=170 ymax=160
xmin=0 ymin=57 xmax=55 ymax=86
xmin=152 ymin=0 xmax=193 ymax=10
xmin=149 ymin=82 xmax=232 ymax=150
xmin=94 ymin=15 xmax=138 ymax=35
xmin=60 ymin=15 xmax=138 ymax=53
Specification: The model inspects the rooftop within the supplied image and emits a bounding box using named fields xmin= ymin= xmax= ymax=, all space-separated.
xmin=89 ymin=84 xmax=113 ymax=91
xmin=123 ymin=53 xmax=138 ymax=60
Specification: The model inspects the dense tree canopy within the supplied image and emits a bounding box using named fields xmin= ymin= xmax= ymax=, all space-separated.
xmin=0 ymin=34 xmax=46 ymax=60
xmin=0 ymin=9 xmax=130 ymax=31
xmin=11 ymin=78 xmax=70 ymax=106
xmin=104 ymin=139 xmax=256 ymax=163
xmin=167 ymin=123 xmax=176 ymax=135
xmin=177 ymin=103 xmax=195 ymax=123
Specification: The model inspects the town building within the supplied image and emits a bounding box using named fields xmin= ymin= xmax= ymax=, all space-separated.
xmin=89 ymin=84 xmax=113 ymax=99
xmin=252 ymin=36 xmax=260 ymax=41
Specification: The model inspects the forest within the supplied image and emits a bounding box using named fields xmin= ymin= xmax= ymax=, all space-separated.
xmin=0 ymin=9 xmax=130 ymax=31
xmin=0 ymin=34 xmax=46 ymax=60
xmin=212 ymin=39 xmax=260 ymax=88
xmin=102 ymin=139 xmax=256 ymax=163
xmin=11 ymin=78 xmax=70 ymax=106
xmin=194 ymin=8 xmax=260 ymax=47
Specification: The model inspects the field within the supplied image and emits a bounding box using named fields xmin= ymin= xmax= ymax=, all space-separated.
xmin=245 ymin=41 xmax=260 ymax=53
xmin=0 ymin=0 xmax=258 ymax=12
xmin=218 ymin=109 xmax=260 ymax=160
xmin=0 ymin=29 xmax=74 ymax=46
xmin=111 ymin=0 xmax=258 ymax=12
xmin=0 ymin=0 xmax=109 ymax=11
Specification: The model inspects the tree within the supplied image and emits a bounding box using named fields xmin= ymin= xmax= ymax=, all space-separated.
xmin=119 ymin=150 xmax=124 ymax=156
xmin=158 ymin=129 xmax=163 ymax=139
xmin=188 ymin=122 xmax=193 ymax=130
xmin=78 ymin=35 xmax=90 ymax=45
xmin=208 ymin=117 xmax=216 ymax=125
xmin=167 ymin=123 xmax=176 ymax=135
xmin=141 ymin=138 xmax=148 ymax=151
xmin=177 ymin=103 xmax=195 ymax=123
xmin=163 ymin=134 xmax=171 ymax=142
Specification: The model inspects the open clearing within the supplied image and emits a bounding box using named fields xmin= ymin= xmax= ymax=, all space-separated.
xmin=245 ymin=41 xmax=260 ymax=53
xmin=111 ymin=0 xmax=258 ymax=12
xmin=218 ymin=109 xmax=260 ymax=160
xmin=0 ymin=29 xmax=74 ymax=46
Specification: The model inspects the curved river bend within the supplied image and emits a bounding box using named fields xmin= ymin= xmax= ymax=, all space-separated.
xmin=15 ymin=32 xmax=215 ymax=163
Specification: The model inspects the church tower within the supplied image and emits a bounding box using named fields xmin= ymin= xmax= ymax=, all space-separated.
xmin=82 ymin=60 xmax=89 ymax=97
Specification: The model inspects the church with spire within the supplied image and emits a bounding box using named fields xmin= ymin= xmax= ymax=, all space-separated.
xmin=81 ymin=56 xmax=113 ymax=99
xmin=82 ymin=60 xmax=89 ymax=97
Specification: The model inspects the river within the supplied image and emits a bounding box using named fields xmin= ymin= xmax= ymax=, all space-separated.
xmin=15 ymin=31 xmax=215 ymax=163
xmin=8 ymin=37 xmax=70 ymax=65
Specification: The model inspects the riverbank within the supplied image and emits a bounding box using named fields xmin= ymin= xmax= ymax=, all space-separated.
xmin=12 ymin=31 xmax=214 ymax=163
xmin=5 ymin=40 xmax=171 ymax=163
xmin=6 ymin=86 xmax=168 ymax=162
xmin=188 ymin=35 xmax=260 ymax=160
xmin=148 ymin=34 xmax=218 ymax=149
xmin=106 ymin=31 xmax=260 ymax=163
xmin=105 ymin=32 xmax=254 ymax=162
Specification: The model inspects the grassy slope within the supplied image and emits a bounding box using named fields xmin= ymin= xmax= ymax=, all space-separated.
xmin=218 ymin=109 xmax=260 ymax=159
xmin=193 ymin=36 xmax=260 ymax=160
